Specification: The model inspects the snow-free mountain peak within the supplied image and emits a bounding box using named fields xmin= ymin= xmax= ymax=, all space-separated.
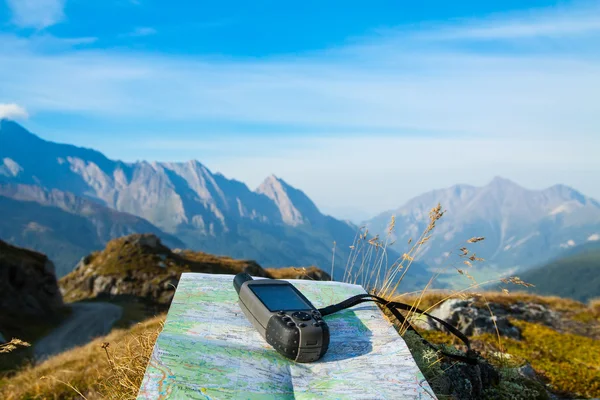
xmin=488 ymin=176 xmax=522 ymax=187
xmin=0 ymin=118 xmax=36 ymax=138
xmin=256 ymin=175 xmax=322 ymax=226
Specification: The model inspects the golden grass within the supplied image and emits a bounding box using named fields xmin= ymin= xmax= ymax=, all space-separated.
xmin=0 ymin=315 xmax=164 ymax=400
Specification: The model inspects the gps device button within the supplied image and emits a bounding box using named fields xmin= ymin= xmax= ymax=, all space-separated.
xmin=287 ymin=322 xmax=296 ymax=327
xmin=298 ymin=323 xmax=307 ymax=328
xmin=282 ymin=316 xmax=291 ymax=322
xmin=277 ymin=310 xmax=285 ymax=316
xmin=292 ymin=311 xmax=312 ymax=321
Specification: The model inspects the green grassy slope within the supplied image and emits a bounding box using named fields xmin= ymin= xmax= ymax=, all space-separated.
xmin=520 ymin=242 xmax=600 ymax=302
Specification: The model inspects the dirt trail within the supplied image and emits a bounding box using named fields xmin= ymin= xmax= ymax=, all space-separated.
xmin=34 ymin=302 xmax=122 ymax=361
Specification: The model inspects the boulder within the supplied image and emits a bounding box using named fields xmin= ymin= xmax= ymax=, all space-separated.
xmin=444 ymin=358 xmax=500 ymax=400
xmin=508 ymin=302 xmax=559 ymax=326
xmin=429 ymin=298 xmax=522 ymax=339
xmin=419 ymin=297 xmax=562 ymax=341
xmin=0 ymin=240 xmax=64 ymax=318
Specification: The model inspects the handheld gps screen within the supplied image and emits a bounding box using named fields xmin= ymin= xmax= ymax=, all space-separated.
xmin=250 ymin=284 xmax=312 ymax=311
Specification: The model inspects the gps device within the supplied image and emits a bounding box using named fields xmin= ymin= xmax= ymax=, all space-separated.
xmin=233 ymin=273 xmax=329 ymax=363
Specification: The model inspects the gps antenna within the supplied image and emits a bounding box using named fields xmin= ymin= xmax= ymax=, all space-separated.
xmin=233 ymin=272 xmax=254 ymax=294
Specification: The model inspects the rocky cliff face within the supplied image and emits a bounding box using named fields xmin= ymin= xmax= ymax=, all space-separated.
xmin=0 ymin=240 xmax=64 ymax=342
xmin=59 ymin=234 xmax=331 ymax=306
xmin=256 ymin=175 xmax=323 ymax=226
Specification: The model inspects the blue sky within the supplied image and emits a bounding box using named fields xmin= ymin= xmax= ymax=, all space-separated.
xmin=1 ymin=0 xmax=599 ymax=220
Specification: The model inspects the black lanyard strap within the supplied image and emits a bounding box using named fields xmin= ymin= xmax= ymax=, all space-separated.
xmin=318 ymin=294 xmax=479 ymax=365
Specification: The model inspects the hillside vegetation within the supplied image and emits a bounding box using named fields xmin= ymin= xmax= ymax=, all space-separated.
xmin=397 ymin=291 xmax=600 ymax=399
xmin=520 ymin=242 xmax=600 ymax=302
xmin=0 ymin=315 xmax=164 ymax=400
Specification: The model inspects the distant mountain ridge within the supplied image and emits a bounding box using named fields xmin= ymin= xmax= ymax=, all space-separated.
xmin=365 ymin=176 xmax=600 ymax=276
xmin=0 ymin=120 xmax=405 ymax=282
xmin=0 ymin=183 xmax=184 ymax=276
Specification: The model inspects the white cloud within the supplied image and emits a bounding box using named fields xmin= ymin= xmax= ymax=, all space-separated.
xmin=588 ymin=233 xmax=600 ymax=242
xmin=0 ymin=1 xmax=598 ymax=141
xmin=1 ymin=44 xmax=599 ymax=140
xmin=1 ymin=1 xmax=600 ymax=212
xmin=417 ymin=2 xmax=600 ymax=40
xmin=560 ymin=240 xmax=576 ymax=248
xmin=6 ymin=0 xmax=66 ymax=29
xmin=0 ymin=103 xmax=28 ymax=119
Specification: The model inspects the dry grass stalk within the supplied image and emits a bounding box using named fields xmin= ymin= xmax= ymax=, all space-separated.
xmin=0 ymin=339 xmax=30 ymax=354
xmin=339 ymin=203 xmax=538 ymax=364
xmin=100 ymin=320 xmax=163 ymax=400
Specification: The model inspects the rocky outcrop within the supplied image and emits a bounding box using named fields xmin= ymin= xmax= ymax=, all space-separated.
xmin=0 ymin=240 xmax=65 ymax=342
xmin=426 ymin=298 xmax=559 ymax=339
xmin=60 ymin=234 xmax=331 ymax=305
xmin=0 ymin=240 xmax=63 ymax=317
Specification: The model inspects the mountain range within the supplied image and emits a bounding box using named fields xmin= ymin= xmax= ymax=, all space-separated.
xmin=0 ymin=120 xmax=399 ymax=283
xmin=364 ymin=176 xmax=600 ymax=282
xmin=2 ymin=119 xmax=599 ymax=288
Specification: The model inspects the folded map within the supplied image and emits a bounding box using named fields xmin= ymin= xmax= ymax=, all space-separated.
xmin=138 ymin=273 xmax=436 ymax=399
